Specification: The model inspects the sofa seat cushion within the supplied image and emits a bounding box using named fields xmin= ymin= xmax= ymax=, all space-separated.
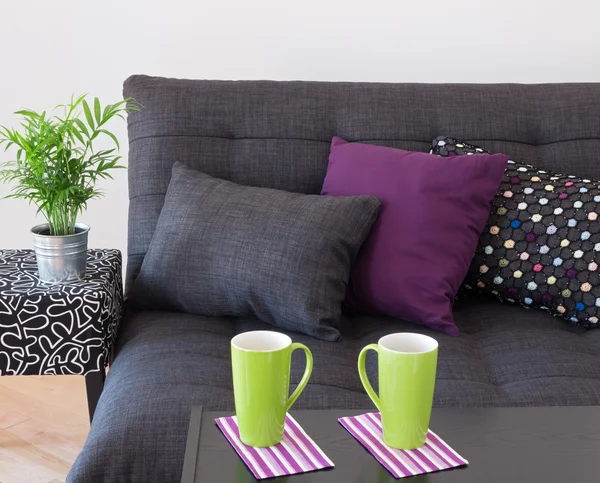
xmin=68 ymin=302 xmax=600 ymax=482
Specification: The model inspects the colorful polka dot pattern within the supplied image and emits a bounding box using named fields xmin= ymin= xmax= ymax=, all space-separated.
xmin=431 ymin=136 xmax=600 ymax=328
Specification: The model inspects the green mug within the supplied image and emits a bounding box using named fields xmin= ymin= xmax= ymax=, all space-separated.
xmin=358 ymin=332 xmax=438 ymax=450
xmin=231 ymin=330 xmax=313 ymax=447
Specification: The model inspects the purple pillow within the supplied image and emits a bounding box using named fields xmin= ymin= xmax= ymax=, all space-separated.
xmin=321 ymin=137 xmax=509 ymax=335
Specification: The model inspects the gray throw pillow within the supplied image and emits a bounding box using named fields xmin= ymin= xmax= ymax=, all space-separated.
xmin=130 ymin=162 xmax=381 ymax=341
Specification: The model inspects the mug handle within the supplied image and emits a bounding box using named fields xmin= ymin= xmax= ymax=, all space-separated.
xmin=286 ymin=343 xmax=313 ymax=411
xmin=358 ymin=344 xmax=381 ymax=411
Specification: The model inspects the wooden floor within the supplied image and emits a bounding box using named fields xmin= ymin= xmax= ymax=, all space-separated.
xmin=0 ymin=375 xmax=89 ymax=483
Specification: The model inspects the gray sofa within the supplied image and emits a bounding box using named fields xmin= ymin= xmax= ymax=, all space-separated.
xmin=68 ymin=76 xmax=600 ymax=483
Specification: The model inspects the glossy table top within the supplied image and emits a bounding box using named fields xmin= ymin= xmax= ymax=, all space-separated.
xmin=182 ymin=406 xmax=600 ymax=482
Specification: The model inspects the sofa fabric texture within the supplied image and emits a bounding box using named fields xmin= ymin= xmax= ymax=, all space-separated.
xmin=68 ymin=304 xmax=600 ymax=482
xmin=67 ymin=77 xmax=600 ymax=483
xmin=130 ymin=162 xmax=380 ymax=340
xmin=432 ymin=136 xmax=600 ymax=329
xmin=322 ymin=137 xmax=508 ymax=335
xmin=121 ymin=77 xmax=600 ymax=291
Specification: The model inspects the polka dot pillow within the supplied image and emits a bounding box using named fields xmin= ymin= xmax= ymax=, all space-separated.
xmin=431 ymin=136 xmax=600 ymax=329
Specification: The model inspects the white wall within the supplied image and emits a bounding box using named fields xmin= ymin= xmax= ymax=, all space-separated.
xmin=1 ymin=0 xmax=599 ymax=255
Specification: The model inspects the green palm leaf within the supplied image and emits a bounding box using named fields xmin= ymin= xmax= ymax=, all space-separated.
xmin=0 ymin=94 xmax=140 ymax=235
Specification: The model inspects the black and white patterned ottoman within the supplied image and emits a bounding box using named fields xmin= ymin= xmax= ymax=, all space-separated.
xmin=0 ymin=248 xmax=123 ymax=421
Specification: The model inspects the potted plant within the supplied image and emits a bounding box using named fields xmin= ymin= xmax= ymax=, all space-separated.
xmin=0 ymin=95 xmax=140 ymax=282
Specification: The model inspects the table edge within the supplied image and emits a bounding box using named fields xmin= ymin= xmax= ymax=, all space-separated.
xmin=181 ymin=405 xmax=203 ymax=483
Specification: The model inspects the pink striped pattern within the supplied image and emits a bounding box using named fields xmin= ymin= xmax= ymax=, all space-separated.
xmin=215 ymin=414 xmax=334 ymax=479
xmin=339 ymin=412 xmax=468 ymax=478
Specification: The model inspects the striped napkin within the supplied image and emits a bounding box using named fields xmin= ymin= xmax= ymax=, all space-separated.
xmin=215 ymin=414 xmax=334 ymax=479
xmin=339 ymin=412 xmax=468 ymax=478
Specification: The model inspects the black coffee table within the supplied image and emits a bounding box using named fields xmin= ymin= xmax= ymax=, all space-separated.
xmin=181 ymin=406 xmax=600 ymax=482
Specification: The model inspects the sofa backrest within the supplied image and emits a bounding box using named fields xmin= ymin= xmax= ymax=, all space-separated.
xmin=123 ymin=75 xmax=600 ymax=290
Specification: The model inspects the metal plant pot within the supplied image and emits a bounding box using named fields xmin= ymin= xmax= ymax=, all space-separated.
xmin=31 ymin=223 xmax=90 ymax=283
